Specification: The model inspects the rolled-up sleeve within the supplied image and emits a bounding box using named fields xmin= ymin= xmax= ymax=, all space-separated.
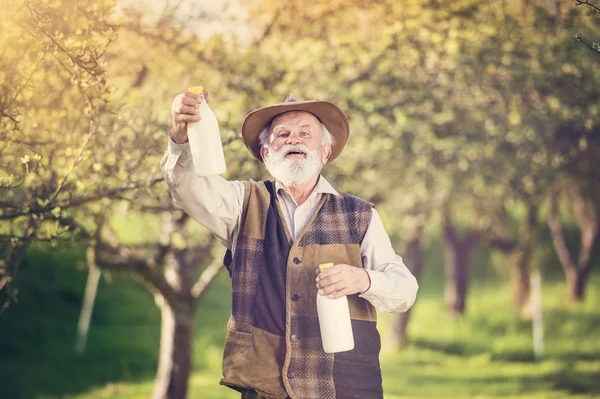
xmin=359 ymin=208 xmax=419 ymax=313
xmin=160 ymin=138 xmax=244 ymax=248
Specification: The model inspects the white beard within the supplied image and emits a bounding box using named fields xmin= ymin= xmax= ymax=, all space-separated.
xmin=264 ymin=143 xmax=323 ymax=186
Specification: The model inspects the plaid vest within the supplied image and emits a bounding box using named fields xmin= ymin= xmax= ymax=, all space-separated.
xmin=220 ymin=180 xmax=383 ymax=399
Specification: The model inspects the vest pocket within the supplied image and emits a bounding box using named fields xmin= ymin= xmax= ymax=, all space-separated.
xmin=225 ymin=326 xmax=253 ymax=346
xmin=222 ymin=320 xmax=254 ymax=387
xmin=222 ymin=320 xmax=289 ymax=398
xmin=224 ymin=319 xmax=254 ymax=349
xmin=227 ymin=318 xmax=255 ymax=335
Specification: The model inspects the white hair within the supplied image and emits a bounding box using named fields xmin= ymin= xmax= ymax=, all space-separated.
xmin=259 ymin=122 xmax=335 ymax=148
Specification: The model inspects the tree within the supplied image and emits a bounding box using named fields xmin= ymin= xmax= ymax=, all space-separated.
xmin=72 ymin=201 xmax=226 ymax=399
xmin=237 ymin=0 xmax=600 ymax=322
xmin=0 ymin=1 xmax=249 ymax=397
xmin=1 ymin=0 xmax=117 ymax=307
xmin=388 ymin=221 xmax=426 ymax=349
xmin=4 ymin=1 xmax=600 ymax=397
xmin=574 ymin=0 xmax=600 ymax=55
xmin=547 ymin=172 xmax=600 ymax=306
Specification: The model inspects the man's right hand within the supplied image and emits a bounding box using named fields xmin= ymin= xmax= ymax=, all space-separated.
xmin=169 ymin=90 xmax=209 ymax=144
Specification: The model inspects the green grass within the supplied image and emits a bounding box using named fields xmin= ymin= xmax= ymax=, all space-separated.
xmin=0 ymin=244 xmax=599 ymax=399
xmin=377 ymin=285 xmax=600 ymax=399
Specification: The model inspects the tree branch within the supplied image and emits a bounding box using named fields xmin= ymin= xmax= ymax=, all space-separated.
xmin=0 ymin=161 xmax=41 ymax=191
xmin=0 ymin=178 xmax=163 ymax=221
xmin=575 ymin=33 xmax=600 ymax=55
xmin=485 ymin=234 xmax=517 ymax=252
xmin=4 ymin=48 xmax=48 ymax=113
xmin=55 ymin=211 xmax=179 ymax=305
xmin=576 ymin=0 xmax=600 ymax=13
xmin=47 ymin=120 xmax=97 ymax=206
xmin=94 ymin=240 xmax=178 ymax=306
xmin=465 ymin=230 xmax=481 ymax=249
xmin=191 ymin=247 xmax=226 ymax=303
xmin=250 ymin=7 xmax=282 ymax=48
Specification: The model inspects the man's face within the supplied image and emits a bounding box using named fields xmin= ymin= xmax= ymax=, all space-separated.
xmin=260 ymin=111 xmax=332 ymax=185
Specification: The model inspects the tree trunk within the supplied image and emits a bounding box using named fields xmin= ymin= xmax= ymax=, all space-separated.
xmin=1 ymin=217 xmax=39 ymax=307
xmin=443 ymin=216 xmax=479 ymax=316
xmin=485 ymin=201 xmax=538 ymax=317
xmin=566 ymin=268 xmax=589 ymax=304
xmin=153 ymin=296 xmax=195 ymax=399
xmin=443 ymin=244 xmax=469 ymax=315
xmin=390 ymin=232 xmax=424 ymax=349
xmin=548 ymin=188 xmax=598 ymax=307
xmin=152 ymin=208 xmax=197 ymax=399
xmin=511 ymin=254 xmax=530 ymax=313
xmin=487 ymin=236 xmax=532 ymax=317
xmin=512 ymin=203 xmax=537 ymax=317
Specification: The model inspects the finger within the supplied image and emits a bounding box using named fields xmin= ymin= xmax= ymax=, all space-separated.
xmin=184 ymin=91 xmax=199 ymax=100
xmin=180 ymin=95 xmax=198 ymax=107
xmin=172 ymin=96 xmax=196 ymax=113
xmin=319 ymin=281 xmax=347 ymax=296
xmin=317 ymin=265 xmax=343 ymax=279
xmin=202 ymin=89 xmax=209 ymax=99
xmin=176 ymin=114 xmax=200 ymax=123
xmin=327 ymin=287 xmax=352 ymax=300
xmin=175 ymin=104 xmax=198 ymax=115
xmin=316 ymin=273 xmax=343 ymax=289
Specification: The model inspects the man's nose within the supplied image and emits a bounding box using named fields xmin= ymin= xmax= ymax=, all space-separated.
xmin=285 ymin=132 xmax=301 ymax=145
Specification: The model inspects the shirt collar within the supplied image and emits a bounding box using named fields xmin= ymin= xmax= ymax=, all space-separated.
xmin=275 ymin=175 xmax=339 ymax=198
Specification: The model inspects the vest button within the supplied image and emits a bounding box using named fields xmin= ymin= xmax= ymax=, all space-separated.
xmin=293 ymin=257 xmax=301 ymax=264
xmin=290 ymin=334 xmax=298 ymax=342
xmin=291 ymin=293 xmax=300 ymax=301
xmin=288 ymin=371 xmax=295 ymax=379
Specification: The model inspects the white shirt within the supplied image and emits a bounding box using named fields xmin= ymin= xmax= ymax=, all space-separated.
xmin=161 ymin=138 xmax=418 ymax=313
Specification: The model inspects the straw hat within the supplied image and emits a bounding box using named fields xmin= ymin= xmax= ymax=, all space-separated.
xmin=241 ymin=94 xmax=349 ymax=162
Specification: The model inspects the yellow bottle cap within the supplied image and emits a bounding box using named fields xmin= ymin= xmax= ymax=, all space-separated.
xmin=188 ymin=86 xmax=204 ymax=95
xmin=319 ymin=263 xmax=334 ymax=270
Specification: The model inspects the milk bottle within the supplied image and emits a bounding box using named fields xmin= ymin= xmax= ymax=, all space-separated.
xmin=186 ymin=86 xmax=226 ymax=176
xmin=316 ymin=263 xmax=355 ymax=353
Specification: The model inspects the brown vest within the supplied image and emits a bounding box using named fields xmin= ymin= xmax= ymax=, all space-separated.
xmin=220 ymin=180 xmax=383 ymax=399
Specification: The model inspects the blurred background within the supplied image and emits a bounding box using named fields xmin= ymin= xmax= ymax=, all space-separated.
xmin=1 ymin=0 xmax=599 ymax=398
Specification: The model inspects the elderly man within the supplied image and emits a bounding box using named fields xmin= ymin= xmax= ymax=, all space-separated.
xmin=161 ymin=91 xmax=418 ymax=399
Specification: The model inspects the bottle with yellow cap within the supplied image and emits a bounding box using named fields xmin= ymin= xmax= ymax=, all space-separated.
xmin=186 ymin=86 xmax=226 ymax=176
xmin=317 ymin=263 xmax=355 ymax=353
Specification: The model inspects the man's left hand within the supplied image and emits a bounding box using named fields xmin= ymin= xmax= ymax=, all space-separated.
xmin=315 ymin=264 xmax=371 ymax=299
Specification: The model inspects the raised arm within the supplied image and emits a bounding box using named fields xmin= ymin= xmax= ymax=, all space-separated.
xmin=160 ymin=90 xmax=245 ymax=248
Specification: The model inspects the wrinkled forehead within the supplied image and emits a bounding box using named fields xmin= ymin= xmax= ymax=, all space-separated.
xmin=270 ymin=111 xmax=321 ymax=132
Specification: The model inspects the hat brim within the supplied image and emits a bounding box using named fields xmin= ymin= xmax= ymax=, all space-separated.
xmin=241 ymin=100 xmax=349 ymax=162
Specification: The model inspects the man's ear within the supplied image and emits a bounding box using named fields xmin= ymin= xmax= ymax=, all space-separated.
xmin=260 ymin=145 xmax=269 ymax=163
xmin=321 ymin=144 xmax=332 ymax=164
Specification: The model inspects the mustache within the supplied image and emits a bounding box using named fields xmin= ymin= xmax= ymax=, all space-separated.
xmin=275 ymin=143 xmax=310 ymax=154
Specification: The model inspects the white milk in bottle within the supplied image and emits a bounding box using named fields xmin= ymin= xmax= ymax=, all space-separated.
xmin=316 ymin=263 xmax=355 ymax=353
xmin=186 ymin=86 xmax=226 ymax=176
